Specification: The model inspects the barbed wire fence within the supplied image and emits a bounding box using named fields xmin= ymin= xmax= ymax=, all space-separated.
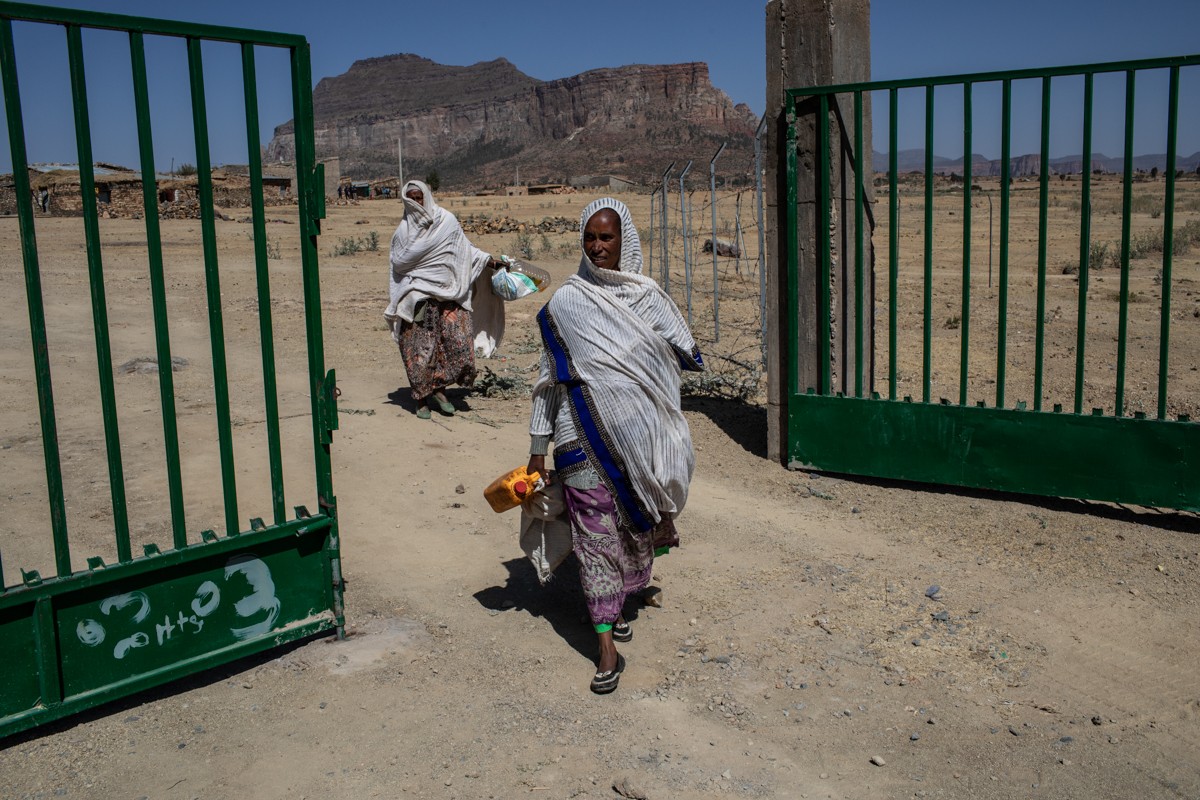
xmin=646 ymin=119 xmax=769 ymax=401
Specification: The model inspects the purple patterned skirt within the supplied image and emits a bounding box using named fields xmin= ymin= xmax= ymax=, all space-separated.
xmin=563 ymin=483 xmax=679 ymax=628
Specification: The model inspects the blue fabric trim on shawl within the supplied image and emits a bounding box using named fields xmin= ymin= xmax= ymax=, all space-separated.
xmin=552 ymin=446 xmax=588 ymax=470
xmin=674 ymin=344 xmax=705 ymax=372
xmin=537 ymin=305 xmax=655 ymax=533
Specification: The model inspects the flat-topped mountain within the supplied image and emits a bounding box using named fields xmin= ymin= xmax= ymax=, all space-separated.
xmin=267 ymin=55 xmax=758 ymax=188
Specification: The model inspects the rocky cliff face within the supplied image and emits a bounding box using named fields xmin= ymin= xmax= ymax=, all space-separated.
xmin=266 ymin=55 xmax=758 ymax=188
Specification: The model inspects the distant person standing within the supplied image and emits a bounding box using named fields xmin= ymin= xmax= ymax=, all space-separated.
xmin=38 ymin=187 xmax=48 ymax=213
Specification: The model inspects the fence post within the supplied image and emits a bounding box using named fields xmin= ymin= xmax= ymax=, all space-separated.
xmin=661 ymin=162 xmax=675 ymax=294
xmin=649 ymin=185 xmax=657 ymax=280
xmin=765 ymin=0 xmax=872 ymax=463
xmin=679 ymin=160 xmax=694 ymax=326
xmin=710 ymin=141 xmax=726 ymax=343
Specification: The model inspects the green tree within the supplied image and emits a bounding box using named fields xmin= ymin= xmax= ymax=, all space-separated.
xmin=176 ymin=163 xmax=197 ymax=176
xmin=425 ymin=170 xmax=440 ymax=192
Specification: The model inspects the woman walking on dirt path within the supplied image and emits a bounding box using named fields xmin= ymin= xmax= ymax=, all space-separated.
xmin=526 ymin=197 xmax=703 ymax=694
xmin=385 ymin=180 xmax=504 ymax=419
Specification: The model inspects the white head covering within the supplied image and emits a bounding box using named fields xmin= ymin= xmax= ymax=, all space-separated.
xmin=578 ymin=196 xmax=643 ymax=277
xmin=401 ymin=179 xmax=436 ymax=230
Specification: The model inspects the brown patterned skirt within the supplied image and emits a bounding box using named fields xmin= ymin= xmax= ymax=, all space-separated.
xmin=397 ymin=299 xmax=476 ymax=401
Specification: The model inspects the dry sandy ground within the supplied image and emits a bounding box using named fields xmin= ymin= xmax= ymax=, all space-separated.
xmin=1 ymin=193 xmax=1199 ymax=800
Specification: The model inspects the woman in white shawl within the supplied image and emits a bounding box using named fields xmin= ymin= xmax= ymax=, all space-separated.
xmin=526 ymin=197 xmax=703 ymax=694
xmin=385 ymin=180 xmax=503 ymax=418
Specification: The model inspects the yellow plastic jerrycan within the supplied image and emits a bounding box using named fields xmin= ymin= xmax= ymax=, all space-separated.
xmin=484 ymin=466 xmax=544 ymax=513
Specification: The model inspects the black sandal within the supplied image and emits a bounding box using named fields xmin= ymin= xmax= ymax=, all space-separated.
xmin=590 ymin=654 xmax=625 ymax=694
xmin=612 ymin=620 xmax=633 ymax=642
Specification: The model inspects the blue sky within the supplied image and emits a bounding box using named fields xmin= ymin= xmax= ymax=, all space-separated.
xmin=3 ymin=0 xmax=1199 ymax=171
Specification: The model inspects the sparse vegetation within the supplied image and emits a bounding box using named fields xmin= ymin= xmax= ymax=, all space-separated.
xmin=331 ymin=231 xmax=380 ymax=256
xmin=472 ymin=366 xmax=531 ymax=399
xmin=510 ymin=230 xmax=534 ymax=259
xmin=681 ymin=366 xmax=761 ymax=402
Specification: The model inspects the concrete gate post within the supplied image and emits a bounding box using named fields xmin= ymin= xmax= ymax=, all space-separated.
xmin=764 ymin=0 xmax=872 ymax=464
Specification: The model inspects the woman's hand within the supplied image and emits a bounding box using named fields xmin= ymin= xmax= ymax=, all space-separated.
xmin=527 ymin=455 xmax=546 ymax=481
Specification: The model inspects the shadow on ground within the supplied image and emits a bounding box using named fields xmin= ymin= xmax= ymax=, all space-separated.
xmin=797 ymin=468 xmax=1200 ymax=535
xmin=472 ymin=556 xmax=647 ymax=665
xmin=385 ymin=387 xmax=475 ymax=416
xmin=682 ymin=395 xmax=767 ymax=459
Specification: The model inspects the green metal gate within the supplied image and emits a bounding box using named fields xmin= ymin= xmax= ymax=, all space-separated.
xmin=785 ymin=55 xmax=1200 ymax=511
xmin=0 ymin=3 xmax=340 ymax=737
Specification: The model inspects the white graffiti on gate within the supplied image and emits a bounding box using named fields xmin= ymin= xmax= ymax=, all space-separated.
xmin=75 ymin=554 xmax=282 ymax=660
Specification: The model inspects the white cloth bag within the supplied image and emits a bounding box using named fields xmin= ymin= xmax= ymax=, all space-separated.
xmin=518 ymin=482 xmax=572 ymax=584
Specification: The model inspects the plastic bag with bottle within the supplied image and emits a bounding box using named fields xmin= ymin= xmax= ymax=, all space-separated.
xmin=490 ymin=255 xmax=551 ymax=301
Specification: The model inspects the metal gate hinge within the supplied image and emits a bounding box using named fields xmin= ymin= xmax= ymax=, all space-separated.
xmin=317 ymin=368 xmax=339 ymax=444
xmin=307 ymin=162 xmax=326 ymax=235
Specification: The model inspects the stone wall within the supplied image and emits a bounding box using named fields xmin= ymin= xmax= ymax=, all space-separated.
xmin=0 ymin=175 xmax=293 ymax=219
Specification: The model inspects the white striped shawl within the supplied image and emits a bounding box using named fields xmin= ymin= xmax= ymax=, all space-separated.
xmin=532 ymin=197 xmax=703 ymax=530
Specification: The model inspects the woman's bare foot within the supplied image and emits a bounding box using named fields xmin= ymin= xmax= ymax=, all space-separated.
xmin=596 ymin=630 xmax=620 ymax=674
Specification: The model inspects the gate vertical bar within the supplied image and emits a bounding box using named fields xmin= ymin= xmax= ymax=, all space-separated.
xmin=67 ymin=23 xmax=131 ymax=562
xmin=1157 ymin=65 xmax=1179 ymax=420
xmin=959 ymin=82 xmax=972 ymax=407
xmin=922 ymin=85 xmax=934 ymax=403
xmin=130 ymin=31 xmax=186 ymax=548
xmin=1116 ymin=70 xmax=1135 ymax=416
xmin=1034 ymin=76 xmax=1051 ymax=411
xmin=0 ymin=17 xmax=71 ymax=576
xmin=818 ymin=95 xmax=832 ymax=394
xmin=997 ymin=79 xmax=1012 ymax=409
xmin=853 ymin=91 xmax=864 ymax=397
xmin=187 ymin=36 xmax=239 ymax=535
xmin=1074 ymin=73 xmax=1093 ymax=415
xmin=785 ymin=105 xmax=800 ymax=396
xmin=888 ymin=88 xmax=898 ymax=400
xmin=290 ymin=38 xmax=343 ymax=636
xmin=242 ymin=42 xmax=286 ymax=525
xmin=33 ymin=598 xmax=62 ymax=709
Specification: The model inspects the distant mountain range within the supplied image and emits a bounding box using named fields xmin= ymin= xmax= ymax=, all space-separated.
xmin=268 ymin=55 xmax=757 ymax=188
xmin=878 ymin=148 xmax=1200 ymax=177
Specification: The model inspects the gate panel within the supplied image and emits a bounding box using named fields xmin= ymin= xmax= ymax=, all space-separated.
xmin=1 ymin=518 xmax=333 ymax=735
xmin=0 ymin=2 xmax=340 ymax=738
xmin=785 ymin=55 xmax=1200 ymax=512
